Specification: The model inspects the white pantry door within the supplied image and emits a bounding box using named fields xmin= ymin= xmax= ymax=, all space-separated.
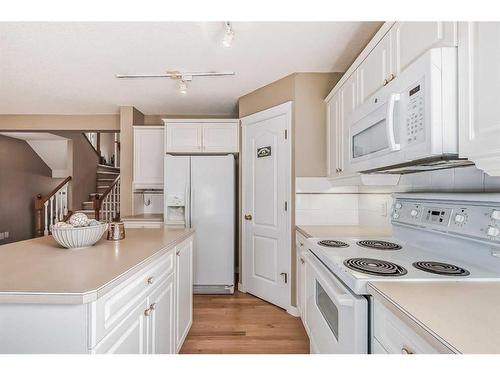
xmin=241 ymin=102 xmax=292 ymax=310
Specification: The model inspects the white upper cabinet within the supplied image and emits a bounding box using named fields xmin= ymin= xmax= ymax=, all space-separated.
xmin=459 ymin=22 xmax=500 ymax=176
xmin=392 ymin=22 xmax=457 ymax=74
xmin=202 ymin=123 xmax=239 ymax=153
xmin=133 ymin=126 xmax=164 ymax=189
xmin=165 ymin=120 xmax=239 ymax=153
xmin=166 ymin=123 xmax=203 ymax=153
xmin=326 ymin=93 xmax=341 ymax=177
xmin=359 ymin=34 xmax=393 ymax=104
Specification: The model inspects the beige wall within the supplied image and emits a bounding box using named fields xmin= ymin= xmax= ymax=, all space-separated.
xmin=0 ymin=114 xmax=119 ymax=131
xmin=294 ymin=73 xmax=342 ymax=176
xmin=119 ymin=107 xmax=144 ymax=217
xmin=0 ymin=135 xmax=64 ymax=244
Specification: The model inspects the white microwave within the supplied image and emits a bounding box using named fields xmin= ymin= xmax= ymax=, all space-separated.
xmin=348 ymin=48 xmax=468 ymax=174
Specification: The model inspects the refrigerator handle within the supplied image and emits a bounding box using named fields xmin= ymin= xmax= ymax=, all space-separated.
xmin=184 ymin=183 xmax=190 ymax=228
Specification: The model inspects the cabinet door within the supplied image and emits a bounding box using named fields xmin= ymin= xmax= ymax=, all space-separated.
xmin=175 ymin=238 xmax=193 ymax=353
xmin=459 ymin=22 xmax=500 ymax=176
xmin=339 ymin=72 xmax=358 ymax=174
xmin=358 ymin=33 xmax=392 ymax=104
xmin=202 ymin=123 xmax=239 ymax=153
xmin=326 ymin=93 xmax=341 ymax=177
xmin=133 ymin=127 xmax=164 ymax=189
xmin=392 ymin=22 xmax=457 ymax=74
xmin=93 ymin=300 xmax=149 ymax=354
xmin=148 ymin=274 xmax=175 ymax=354
xmin=166 ymin=123 xmax=203 ymax=153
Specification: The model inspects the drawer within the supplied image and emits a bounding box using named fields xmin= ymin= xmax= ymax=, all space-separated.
xmin=373 ymin=299 xmax=441 ymax=354
xmin=93 ymin=250 xmax=175 ymax=345
xmin=296 ymin=231 xmax=307 ymax=250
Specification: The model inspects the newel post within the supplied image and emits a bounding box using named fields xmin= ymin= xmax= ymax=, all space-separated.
xmin=34 ymin=194 xmax=44 ymax=237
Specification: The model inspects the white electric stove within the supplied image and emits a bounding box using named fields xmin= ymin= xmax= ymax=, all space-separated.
xmin=303 ymin=193 xmax=500 ymax=354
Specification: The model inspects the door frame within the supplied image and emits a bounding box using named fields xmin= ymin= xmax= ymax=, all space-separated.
xmin=239 ymin=101 xmax=294 ymax=314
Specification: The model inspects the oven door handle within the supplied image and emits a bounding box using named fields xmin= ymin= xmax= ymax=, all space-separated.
xmin=305 ymin=253 xmax=354 ymax=307
xmin=385 ymin=92 xmax=401 ymax=152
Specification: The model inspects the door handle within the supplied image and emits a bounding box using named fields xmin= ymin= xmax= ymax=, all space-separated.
xmin=280 ymin=272 xmax=288 ymax=284
xmin=386 ymin=93 xmax=401 ymax=151
xmin=244 ymin=214 xmax=252 ymax=221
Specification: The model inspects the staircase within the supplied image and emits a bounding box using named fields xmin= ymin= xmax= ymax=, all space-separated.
xmin=75 ymin=164 xmax=120 ymax=220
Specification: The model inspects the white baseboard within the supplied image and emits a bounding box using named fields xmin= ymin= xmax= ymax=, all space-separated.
xmin=287 ymin=305 xmax=300 ymax=317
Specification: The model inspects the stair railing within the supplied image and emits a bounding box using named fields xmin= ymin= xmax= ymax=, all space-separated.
xmin=35 ymin=176 xmax=72 ymax=237
xmin=93 ymin=175 xmax=120 ymax=222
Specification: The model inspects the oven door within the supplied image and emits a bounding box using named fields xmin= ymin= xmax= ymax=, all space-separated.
xmin=348 ymin=89 xmax=403 ymax=173
xmin=304 ymin=252 xmax=367 ymax=354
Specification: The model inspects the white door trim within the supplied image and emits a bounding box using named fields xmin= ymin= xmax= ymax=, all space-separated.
xmin=240 ymin=101 xmax=293 ymax=314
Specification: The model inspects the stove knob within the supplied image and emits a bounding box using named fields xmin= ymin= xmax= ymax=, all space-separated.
xmin=487 ymin=226 xmax=500 ymax=237
xmin=393 ymin=213 xmax=400 ymax=219
xmin=410 ymin=209 xmax=418 ymax=217
xmin=395 ymin=203 xmax=402 ymax=209
xmin=454 ymin=214 xmax=466 ymax=223
xmin=491 ymin=210 xmax=500 ymax=221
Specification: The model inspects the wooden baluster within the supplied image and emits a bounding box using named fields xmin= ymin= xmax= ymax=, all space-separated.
xmin=35 ymin=194 xmax=44 ymax=237
xmin=63 ymin=184 xmax=68 ymax=217
xmin=44 ymin=200 xmax=49 ymax=236
xmin=49 ymin=196 xmax=54 ymax=233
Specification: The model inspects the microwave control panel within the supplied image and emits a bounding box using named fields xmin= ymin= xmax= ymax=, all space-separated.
xmin=404 ymin=81 xmax=425 ymax=145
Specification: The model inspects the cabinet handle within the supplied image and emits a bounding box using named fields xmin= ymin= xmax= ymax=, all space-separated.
xmin=383 ymin=78 xmax=389 ymax=86
xmin=299 ymin=242 xmax=303 ymax=247
xmin=401 ymin=347 xmax=414 ymax=354
xmin=300 ymin=257 xmax=305 ymax=264
xmin=150 ymin=303 xmax=156 ymax=311
xmin=147 ymin=276 xmax=154 ymax=285
xmin=388 ymin=73 xmax=396 ymax=82
xmin=176 ymin=250 xmax=181 ymax=256
xmin=144 ymin=307 xmax=151 ymax=316
xmin=280 ymin=272 xmax=288 ymax=284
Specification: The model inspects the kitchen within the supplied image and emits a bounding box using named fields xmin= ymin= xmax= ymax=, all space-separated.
xmin=1 ymin=2 xmax=500 ymax=373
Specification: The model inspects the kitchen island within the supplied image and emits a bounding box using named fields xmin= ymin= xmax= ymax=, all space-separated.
xmin=0 ymin=227 xmax=194 ymax=354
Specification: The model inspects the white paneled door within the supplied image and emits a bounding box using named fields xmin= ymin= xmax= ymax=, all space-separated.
xmin=241 ymin=102 xmax=292 ymax=311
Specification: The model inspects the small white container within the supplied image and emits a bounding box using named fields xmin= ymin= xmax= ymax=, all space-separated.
xmin=51 ymin=223 xmax=108 ymax=249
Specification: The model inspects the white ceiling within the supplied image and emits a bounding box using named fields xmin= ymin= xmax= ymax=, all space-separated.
xmin=0 ymin=22 xmax=382 ymax=116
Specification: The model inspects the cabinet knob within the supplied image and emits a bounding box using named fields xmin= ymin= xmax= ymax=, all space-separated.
xmin=150 ymin=303 xmax=156 ymax=311
xmin=299 ymin=242 xmax=304 ymax=247
xmin=147 ymin=276 xmax=154 ymax=285
xmin=383 ymin=78 xmax=389 ymax=86
xmin=388 ymin=73 xmax=396 ymax=82
xmin=176 ymin=250 xmax=181 ymax=256
xmin=401 ymin=347 xmax=414 ymax=354
xmin=300 ymin=257 xmax=305 ymax=264
xmin=144 ymin=308 xmax=151 ymax=316
xmin=244 ymin=214 xmax=253 ymax=221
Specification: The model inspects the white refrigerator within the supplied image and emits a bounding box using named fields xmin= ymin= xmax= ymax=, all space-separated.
xmin=164 ymin=154 xmax=235 ymax=294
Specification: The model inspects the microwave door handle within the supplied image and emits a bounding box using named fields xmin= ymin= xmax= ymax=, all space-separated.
xmin=386 ymin=93 xmax=401 ymax=151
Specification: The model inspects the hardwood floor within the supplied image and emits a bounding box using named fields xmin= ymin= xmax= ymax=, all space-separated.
xmin=180 ymin=291 xmax=310 ymax=354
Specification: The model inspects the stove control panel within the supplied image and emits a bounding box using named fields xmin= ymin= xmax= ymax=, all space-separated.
xmin=392 ymin=198 xmax=500 ymax=243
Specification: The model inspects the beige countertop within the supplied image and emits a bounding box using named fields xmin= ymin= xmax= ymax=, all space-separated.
xmin=121 ymin=213 xmax=163 ymax=222
xmin=368 ymin=281 xmax=500 ymax=354
xmin=296 ymin=225 xmax=392 ymax=239
xmin=0 ymin=227 xmax=193 ymax=304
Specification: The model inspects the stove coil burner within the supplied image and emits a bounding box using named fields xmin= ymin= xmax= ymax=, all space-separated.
xmin=356 ymin=240 xmax=402 ymax=251
xmin=413 ymin=261 xmax=470 ymax=276
xmin=317 ymin=240 xmax=349 ymax=248
xmin=344 ymin=258 xmax=407 ymax=276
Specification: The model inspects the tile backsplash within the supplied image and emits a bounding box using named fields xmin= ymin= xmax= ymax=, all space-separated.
xmin=296 ymin=166 xmax=500 ymax=228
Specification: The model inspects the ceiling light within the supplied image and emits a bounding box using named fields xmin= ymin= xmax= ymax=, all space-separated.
xmin=179 ymin=80 xmax=188 ymax=95
xmin=222 ymin=22 xmax=234 ymax=48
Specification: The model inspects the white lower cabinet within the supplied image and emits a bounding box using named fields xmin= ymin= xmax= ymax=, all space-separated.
xmin=92 ymin=238 xmax=192 ymax=354
xmin=295 ymin=232 xmax=308 ymax=334
xmin=175 ymin=238 xmax=193 ymax=352
xmin=93 ymin=299 xmax=149 ymax=354
xmin=148 ymin=274 xmax=176 ymax=354
xmin=372 ymin=299 xmax=447 ymax=354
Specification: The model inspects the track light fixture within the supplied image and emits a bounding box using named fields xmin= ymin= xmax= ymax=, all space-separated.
xmin=222 ymin=22 xmax=234 ymax=48
xmin=179 ymin=80 xmax=188 ymax=95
